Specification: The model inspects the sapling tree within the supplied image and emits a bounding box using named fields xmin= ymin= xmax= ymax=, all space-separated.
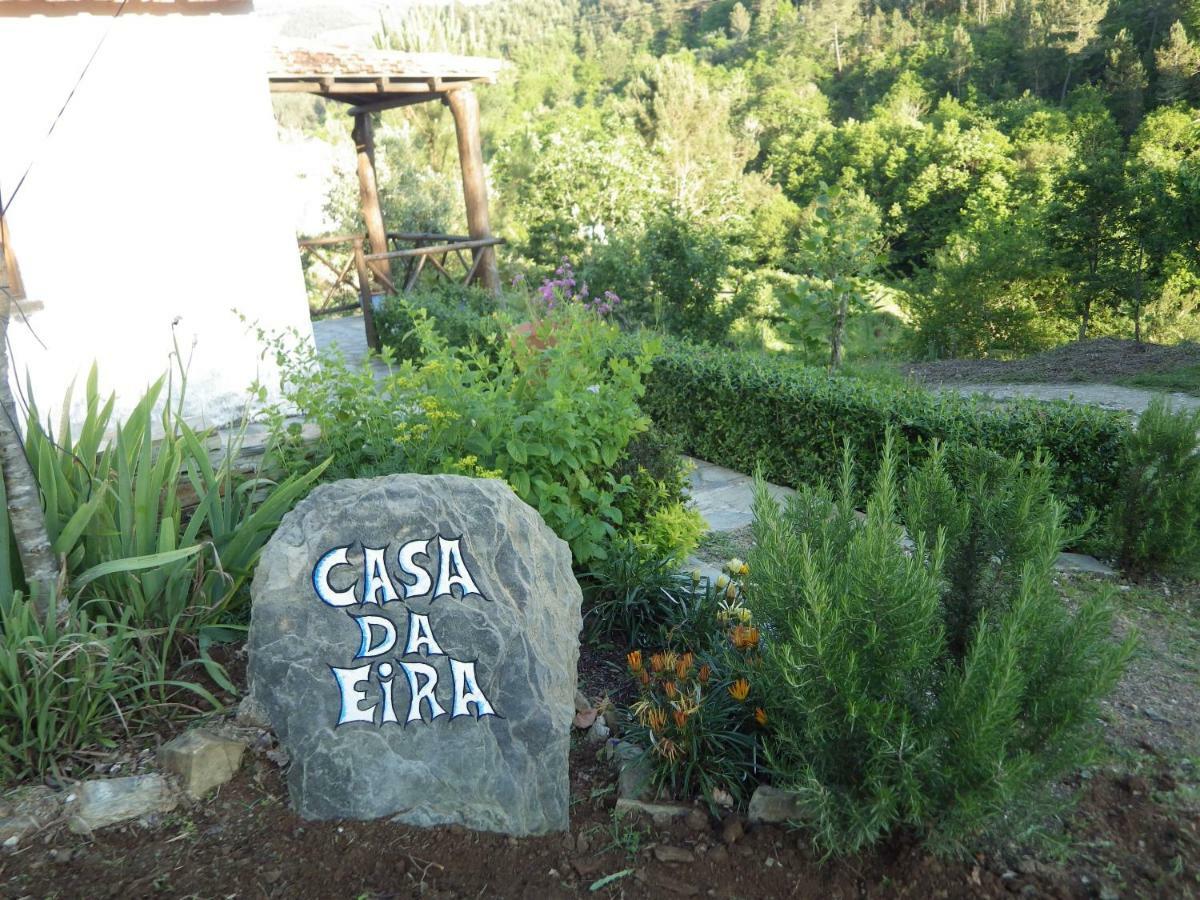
xmin=789 ymin=183 xmax=886 ymax=370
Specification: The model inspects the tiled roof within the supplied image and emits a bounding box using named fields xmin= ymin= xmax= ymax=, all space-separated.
xmin=269 ymin=43 xmax=503 ymax=87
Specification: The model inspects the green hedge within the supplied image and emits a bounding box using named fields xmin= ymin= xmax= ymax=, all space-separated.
xmin=638 ymin=339 xmax=1132 ymax=527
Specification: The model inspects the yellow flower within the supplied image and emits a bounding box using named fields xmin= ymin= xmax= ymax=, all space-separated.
xmin=627 ymin=650 xmax=643 ymax=672
xmin=725 ymin=558 xmax=745 ymax=575
xmin=647 ymin=708 xmax=667 ymax=733
xmin=729 ymin=679 xmax=750 ymax=702
xmin=754 ymin=707 xmax=768 ymax=727
xmin=673 ymin=709 xmax=689 ymax=730
xmin=663 ymin=680 xmax=679 ymax=700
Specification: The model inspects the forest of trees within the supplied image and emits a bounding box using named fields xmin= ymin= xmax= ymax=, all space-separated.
xmin=286 ymin=0 xmax=1200 ymax=363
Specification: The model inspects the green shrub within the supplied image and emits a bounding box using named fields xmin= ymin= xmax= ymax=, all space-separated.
xmin=611 ymin=425 xmax=706 ymax=563
xmin=637 ymin=337 xmax=1131 ymax=528
xmin=373 ymin=285 xmax=503 ymax=360
xmin=262 ymin=300 xmax=658 ymax=564
xmin=1108 ymin=398 xmax=1200 ymax=576
xmin=747 ymin=438 xmax=1133 ymax=855
xmin=582 ymin=540 xmax=695 ymax=647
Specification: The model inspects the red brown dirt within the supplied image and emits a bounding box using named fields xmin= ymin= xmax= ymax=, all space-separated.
xmin=1 ymin=635 xmax=1197 ymax=900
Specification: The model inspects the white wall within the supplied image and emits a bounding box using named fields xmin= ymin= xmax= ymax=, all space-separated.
xmin=0 ymin=6 xmax=315 ymax=431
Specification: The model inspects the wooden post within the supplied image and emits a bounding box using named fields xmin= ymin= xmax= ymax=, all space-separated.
xmin=352 ymin=113 xmax=392 ymax=293
xmin=444 ymin=88 xmax=500 ymax=295
xmin=353 ymin=237 xmax=380 ymax=352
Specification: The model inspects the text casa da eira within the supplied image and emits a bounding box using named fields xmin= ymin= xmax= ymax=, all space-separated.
xmin=311 ymin=534 xmax=500 ymax=728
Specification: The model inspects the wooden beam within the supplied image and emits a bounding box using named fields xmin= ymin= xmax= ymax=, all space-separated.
xmin=364 ymin=237 xmax=504 ymax=261
xmin=347 ymin=94 xmax=442 ymax=116
xmin=270 ymin=79 xmax=484 ymax=96
xmin=353 ymin=237 xmax=381 ymax=351
xmin=352 ymin=112 xmax=394 ymax=295
xmin=444 ymin=87 xmax=500 ymax=295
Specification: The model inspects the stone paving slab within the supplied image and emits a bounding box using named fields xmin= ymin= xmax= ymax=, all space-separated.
xmin=685 ymin=456 xmax=1115 ymax=577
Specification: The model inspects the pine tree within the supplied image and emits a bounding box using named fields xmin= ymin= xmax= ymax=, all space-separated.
xmin=1105 ymin=28 xmax=1150 ymax=133
xmin=1155 ymin=20 xmax=1200 ymax=104
xmin=729 ymin=2 xmax=752 ymax=41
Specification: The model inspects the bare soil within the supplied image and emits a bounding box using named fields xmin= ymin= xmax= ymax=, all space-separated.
xmin=906 ymin=338 xmax=1200 ymax=385
xmin=2 ymin=580 xmax=1198 ymax=900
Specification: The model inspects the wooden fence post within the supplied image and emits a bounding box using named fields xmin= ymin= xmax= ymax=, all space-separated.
xmin=353 ymin=237 xmax=380 ymax=352
xmin=444 ymin=87 xmax=500 ymax=295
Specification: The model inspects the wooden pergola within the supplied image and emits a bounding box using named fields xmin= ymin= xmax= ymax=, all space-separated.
xmin=269 ymin=44 xmax=505 ymax=348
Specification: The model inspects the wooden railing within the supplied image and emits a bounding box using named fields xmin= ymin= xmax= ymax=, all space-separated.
xmin=298 ymin=231 xmax=505 ymax=351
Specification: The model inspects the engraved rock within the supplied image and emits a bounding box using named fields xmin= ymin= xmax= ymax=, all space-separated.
xmin=247 ymin=474 xmax=582 ymax=835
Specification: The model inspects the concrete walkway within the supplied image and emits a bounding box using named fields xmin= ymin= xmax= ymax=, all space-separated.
xmin=685 ymin=457 xmax=1115 ymax=577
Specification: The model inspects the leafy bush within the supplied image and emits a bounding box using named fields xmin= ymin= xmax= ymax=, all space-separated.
xmin=747 ymin=438 xmax=1133 ymax=855
xmin=637 ymin=337 xmax=1131 ymax=527
xmin=1108 ymin=398 xmax=1200 ymax=576
xmin=262 ymin=294 xmax=658 ymax=564
xmin=373 ymin=285 xmax=503 ymax=361
xmin=611 ymin=425 xmax=705 ymax=563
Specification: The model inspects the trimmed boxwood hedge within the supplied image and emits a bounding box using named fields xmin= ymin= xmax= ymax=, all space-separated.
xmin=638 ymin=339 xmax=1132 ymax=527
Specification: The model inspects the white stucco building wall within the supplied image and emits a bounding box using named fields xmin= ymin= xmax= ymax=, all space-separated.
xmin=0 ymin=1 xmax=314 ymax=431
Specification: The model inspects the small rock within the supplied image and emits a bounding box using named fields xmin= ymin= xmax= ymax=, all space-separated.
xmin=574 ymin=691 xmax=591 ymax=713
xmin=617 ymin=749 xmax=654 ymax=801
xmin=235 ymin=695 xmax=269 ymax=728
xmin=685 ymin=808 xmax=709 ymax=832
xmin=587 ymin=718 xmax=610 ymax=744
xmin=602 ymin=706 xmax=620 ymax=736
xmin=1016 ymin=858 xmax=1038 ymax=876
xmin=66 ymin=775 xmax=178 ymax=834
xmin=573 ymin=708 xmax=598 ymax=730
xmin=576 ymin=831 xmax=590 ymax=853
xmin=1142 ymin=707 xmax=1171 ymax=725
xmin=747 ymin=784 xmax=806 ymax=825
xmin=720 ymin=816 xmax=744 ymax=846
xmin=614 ymin=798 xmax=691 ymax=823
xmin=653 ymin=845 xmax=696 ymax=864
xmin=571 ymin=858 xmax=603 ymax=878
xmin=158 ymin=729 xmax=247 ymax=799
xmin=0 ymin=786 xmax=62 ymax=844
xmin=561 ymin=833 xmax=576 ymax=852
xmin=708 ymin=844 xmax=729 ymax=863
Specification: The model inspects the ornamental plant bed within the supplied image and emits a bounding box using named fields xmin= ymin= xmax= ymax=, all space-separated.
xmin=2 ymin=628 xmax=1197 ymax=900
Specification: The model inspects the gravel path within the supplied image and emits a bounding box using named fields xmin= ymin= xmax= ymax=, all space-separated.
xmin=930 ymin=381 xmax=1200 ymax=417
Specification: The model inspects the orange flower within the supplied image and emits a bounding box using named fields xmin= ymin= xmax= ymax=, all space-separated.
xmin=675 ymin=652 xmax=694 ymax=679
xmin=627 ymin=650 xmax=642 ymax=672
xmin=647 ymin=708 xmax=667 ymax=732
xmin=729 ymin=679 xmax=750 ymax=702
xmin=663 ymin=680 xmax=679 ymax=699
xmin=650 ymin=652 xmax=667 ymax=673
xmin=639 ymin=669 xmax=651 ymax=686
xmin=655 ymin=737 xmax=680 ymax=762
xmin=754 ymin=707 xmax=768 ymax=726
xmin=673 ymin=709 xmax=689 ymax=730
xmin=731 ymin=625 xmax=760 ymax=651
xmin=697 ymin=664 xmax=711 ymax=685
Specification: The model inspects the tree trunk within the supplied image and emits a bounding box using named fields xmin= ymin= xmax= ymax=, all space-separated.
xmin=830 ymin=292 xmax=848 ymax=370
xmin=0 ymin=299 xmax=58 ymax=617
xmin=833 ymin=23 xmax=842 ymax=74
xmin=1078 ymin=301 xmax=1090 ymax=341
xmin=1060 ymin=56 xmax=1074 ymax=102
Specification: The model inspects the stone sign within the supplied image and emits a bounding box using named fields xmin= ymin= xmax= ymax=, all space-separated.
xmin=247 ymin=474 xmax=582 ymax=835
